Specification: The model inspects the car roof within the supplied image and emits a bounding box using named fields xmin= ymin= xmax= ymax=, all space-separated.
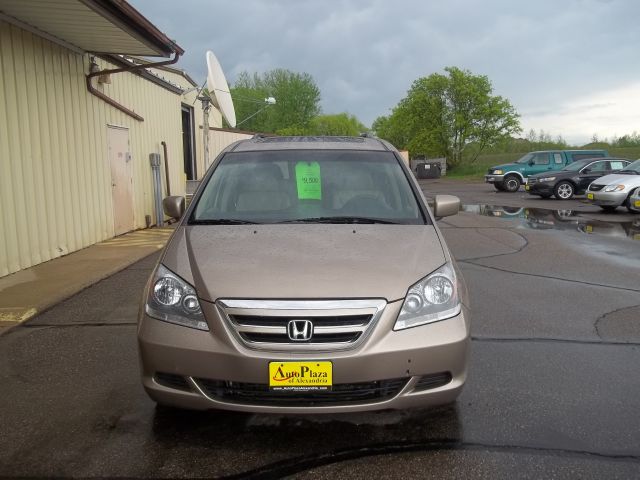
xmin=530 ymin=149 xmax=606 ymax=153
xmin=230 ymin=135 xmax=393 ymax=152
xmin=573 ymin=157 xmax=628 ymax=165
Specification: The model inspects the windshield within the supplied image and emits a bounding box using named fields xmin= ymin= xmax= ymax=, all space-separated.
xmin=619 ymin=159 xmax=640 ymax=174
xmin=515 ymin=153 xmax=534 ymax=164
xmin=191 ymin=150 xmax=425 ymax=225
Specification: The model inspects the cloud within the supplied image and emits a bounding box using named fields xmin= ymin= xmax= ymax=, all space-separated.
xmin=521 ymin=83 xmax=640 ymax=144
xmin=130 ymin=0 xmax=640 ymax=140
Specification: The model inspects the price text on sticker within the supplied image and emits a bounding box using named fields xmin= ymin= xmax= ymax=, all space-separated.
xmin=295 ymin=161 xmax=322 ymax=200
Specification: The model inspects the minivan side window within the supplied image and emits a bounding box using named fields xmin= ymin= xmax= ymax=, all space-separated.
xmin=553 ymin=153 xmax=563 ymax=164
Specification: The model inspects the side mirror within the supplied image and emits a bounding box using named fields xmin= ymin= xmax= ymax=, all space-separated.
xmin=433 ymin=195 xmax=460 ymax=219
xmin=163 ymin=196 xmax=185 ymax=220
xmin=528 ymin=160 xmax=535 ymax=166
xmin=582 ymin=167 xmax=591 ymax=174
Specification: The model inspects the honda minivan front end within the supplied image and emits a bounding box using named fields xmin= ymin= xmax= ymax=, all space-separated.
xmin=138 ymin=136 xmax=470 ymax=413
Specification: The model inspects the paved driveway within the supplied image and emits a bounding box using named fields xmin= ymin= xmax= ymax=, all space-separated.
xmin=0 ymin=181 xmax=639 ymax=478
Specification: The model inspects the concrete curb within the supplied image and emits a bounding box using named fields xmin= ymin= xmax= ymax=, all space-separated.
xmin=0 ymin=228 xmax=173 ymax=335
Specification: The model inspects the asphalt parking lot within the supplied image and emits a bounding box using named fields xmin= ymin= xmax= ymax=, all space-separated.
xmin=0 ymin=180 xmax=639 ymax=479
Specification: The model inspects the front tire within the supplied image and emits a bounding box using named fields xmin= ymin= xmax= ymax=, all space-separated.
xmin=554 ymin=181 xmax=575 ymax=200
xmin=625 ymin=194 xmax=636 ymax=213
xmin=502 ymin=175 xmax=521 ymax=193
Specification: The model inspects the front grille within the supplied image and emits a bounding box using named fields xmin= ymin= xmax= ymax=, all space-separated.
xmin=218 ymin=299 xmax=386 ymax=352
xmin=230 ymin=314 xmax=371 ymax=345
xmin=413 ymin=372 xmax=452 ymax=391
xmin=589 ymin=184 xmax=605 ymax=191
xmin=154 ymin=372 xmax=191 ymax=391
xmin=194 ymin=377 xmax=408 ymax=406
xmin=240 ymin=331 xmax=362 ymax=344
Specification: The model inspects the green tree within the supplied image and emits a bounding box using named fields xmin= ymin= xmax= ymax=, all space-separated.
xmin=309 ymin=113 xmax=366 ymax=136
xmin=372 ymin=114 xmax=412 ymax=149
xmin=277 ymin=112 xmax=367 ymax=136
xmin=374 ymin=67 xmax=521 ymax=169
xmin=231 ymin=69 xmax=321 ymax=133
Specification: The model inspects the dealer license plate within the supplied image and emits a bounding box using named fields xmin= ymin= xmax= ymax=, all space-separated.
xmin=587 ymin=193 xmax=594 ymax=200
xmin=269 ymin=361 xmax=332 ymax=391
xmin=525 ymin=185 xmax=530 ymax=191
xmin=634 ymin=200 xmax=640 ymax=208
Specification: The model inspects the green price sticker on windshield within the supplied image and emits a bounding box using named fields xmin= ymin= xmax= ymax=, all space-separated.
xmin=295 ymin=161 xmax=322 ymax=200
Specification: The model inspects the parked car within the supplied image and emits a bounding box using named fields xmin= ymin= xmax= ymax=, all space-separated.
xmin=485 ymin=149 xmax=608 ymax=192
xmin=138 ymin=136 xmax=470 ymax=413
xmin=586 ymin=159 xmax=640 ymax=211
xmin=526 ymin=158 xmax=631 ymax=200
xmin=629 ymin=187 xmax=640 ymax=213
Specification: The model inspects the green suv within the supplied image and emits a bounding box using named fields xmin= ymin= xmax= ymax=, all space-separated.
xmin=485 ymin=150 xmax=608 ymax=192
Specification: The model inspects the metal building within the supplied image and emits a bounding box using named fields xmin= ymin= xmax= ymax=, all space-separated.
xmin=0 ymin=0 xmax=242 ymax=278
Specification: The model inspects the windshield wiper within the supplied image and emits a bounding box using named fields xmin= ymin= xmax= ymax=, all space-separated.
xmin=277 ymin=216 xmax=399 ymax=224
xmin=190 ymin=219 xmax=258 ymax=225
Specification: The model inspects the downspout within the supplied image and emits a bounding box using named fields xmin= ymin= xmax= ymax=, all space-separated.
xmin=161 ymin=141 xmax=171 ymax=196
xmin=85 ymin=51 xmax=182 ymax=121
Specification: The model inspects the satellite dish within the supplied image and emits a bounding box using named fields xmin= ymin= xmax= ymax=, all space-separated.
xmin=206 ymin=50 xmax=236 ymax=127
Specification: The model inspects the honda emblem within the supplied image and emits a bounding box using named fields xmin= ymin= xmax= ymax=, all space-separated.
xmin=287 ymin=319 xmax=313 ymax=341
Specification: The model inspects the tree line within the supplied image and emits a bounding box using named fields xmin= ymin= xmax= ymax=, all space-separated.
xmin=230 ymin=66 xmax=636 ymax=171
xmin=230 ymin=69 xmax=365 ymax=136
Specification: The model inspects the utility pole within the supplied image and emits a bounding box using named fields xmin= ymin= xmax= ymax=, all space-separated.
xmin=200 ymin=96 xmax=211 ymax=170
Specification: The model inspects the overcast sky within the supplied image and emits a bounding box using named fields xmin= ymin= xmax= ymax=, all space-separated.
xmin=131 ymin=0 xmax=640 ymax=145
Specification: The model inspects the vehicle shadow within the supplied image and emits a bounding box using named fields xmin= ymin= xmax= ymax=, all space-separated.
xmin=151 ymin=403 xmax=463 ymax=476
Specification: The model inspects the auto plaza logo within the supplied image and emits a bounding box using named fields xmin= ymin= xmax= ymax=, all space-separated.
xmin=270 ymin=362 xmax=332 ymax=390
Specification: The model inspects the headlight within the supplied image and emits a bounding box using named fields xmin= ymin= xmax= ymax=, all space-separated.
xmin=493 ymin=169 xmax=503 ymax=175
xmin=604 ymin=184 xmax=626 ymax=192
xmin=145 ymin=264 xmax=208 ymax=331
xmin=538 ymin=176 xmax=556 ymax=182
xmin=394 ymin=263 xmax=461 ymax=330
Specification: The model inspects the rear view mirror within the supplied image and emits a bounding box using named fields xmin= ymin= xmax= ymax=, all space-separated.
xmin=433 ymin=195 xmax=460 ymax=219
xmin=163 ymin=196 xmax=185 ymax=220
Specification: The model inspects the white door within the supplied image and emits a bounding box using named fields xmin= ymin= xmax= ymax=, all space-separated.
xmin=107 ymin=126 xmax=134 ymax=236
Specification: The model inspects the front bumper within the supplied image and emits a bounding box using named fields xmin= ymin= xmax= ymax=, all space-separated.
xmin=138 ymin=300 xmax=470 ymax=413
xmin=586 ymin=190 xmax=628 ymax=207
xmin=526 ymin=182 xmax=554 ymax=196
xmin=484 ymin=174 xmax=504 ymax=184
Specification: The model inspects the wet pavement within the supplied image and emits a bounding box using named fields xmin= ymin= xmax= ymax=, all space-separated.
xmin=461 ymin=204 xmax=640 ymax=242
xmin=1 ymin=181 xmax=640 ymax=478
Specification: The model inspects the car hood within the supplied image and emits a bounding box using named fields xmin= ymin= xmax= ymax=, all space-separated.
xmin=489 ymin=163 xmax=519 ymax=172
xmin=161 ymin=225 xmax=446 ymax=302
xmin=591 ymin=173 xmax=640 ymax=187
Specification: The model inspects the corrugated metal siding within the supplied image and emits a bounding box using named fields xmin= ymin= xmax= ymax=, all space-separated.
xmin=144 ymin=69 xmax=251 ymax=180
xmin=0 ymin=20 xmax=199 ymax=277
xmin=145 ymin=67 xmax=217 ymax=181
xmin=209 ymin=130 xmax=253 ymax=168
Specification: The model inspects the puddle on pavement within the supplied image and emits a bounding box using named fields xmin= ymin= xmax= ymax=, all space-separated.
xmin=461 ymin=205 xmax=640 ymax=242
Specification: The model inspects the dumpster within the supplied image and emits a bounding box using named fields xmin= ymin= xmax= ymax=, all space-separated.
xmin=416 ymin=162 xmax=441 ymax=179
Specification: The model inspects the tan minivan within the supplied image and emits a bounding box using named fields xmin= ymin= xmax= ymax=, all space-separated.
xmin=138 ymin=136 xmax=470 ymax=413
